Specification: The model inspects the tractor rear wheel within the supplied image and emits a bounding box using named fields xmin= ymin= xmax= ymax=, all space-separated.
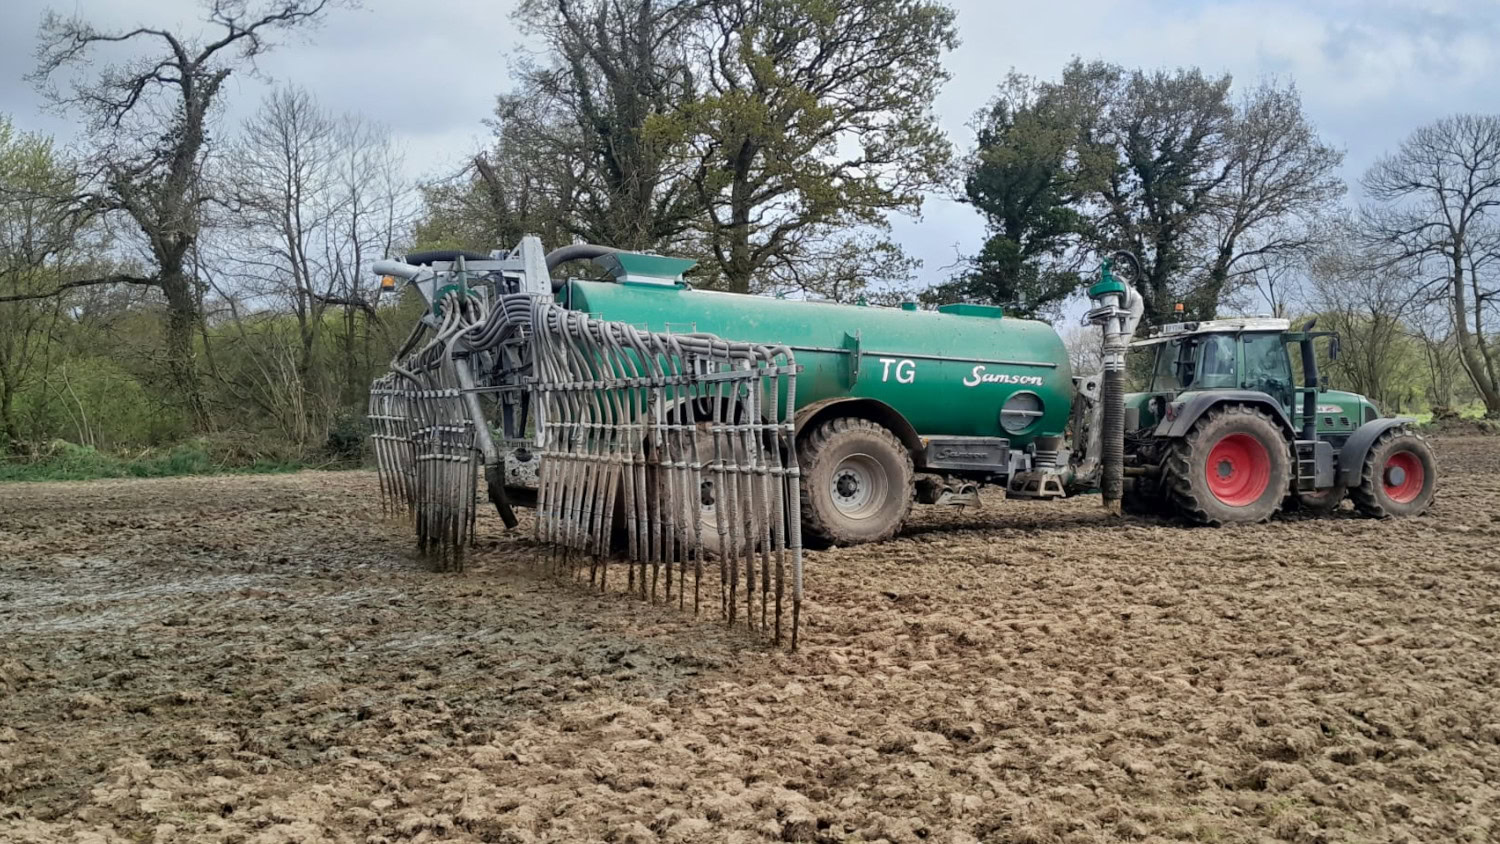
xmin=1351 ymin=428 xmax=1436 ymax=518
xmin=798 ymin=417 xmax=913 ymax=548
xmin=1164 ymin=404 xmax=1291 ymax=525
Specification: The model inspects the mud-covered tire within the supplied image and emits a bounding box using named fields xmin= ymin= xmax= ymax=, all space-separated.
xmin=1351 ymin=428 xmax=1436 ymax=518
xmin=798 ymin=417 xmax=913 ymax=548
xmin=1122 ymin=475 xmax=1170 ymax=516
xmin=1164 ymin=404 xmax=1291 ymax=525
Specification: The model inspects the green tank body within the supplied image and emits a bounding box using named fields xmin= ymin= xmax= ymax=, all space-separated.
xmin=559 ymin=280 xmax=1075 ymax=446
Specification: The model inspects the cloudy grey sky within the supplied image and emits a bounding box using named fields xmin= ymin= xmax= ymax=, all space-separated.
xmin=2 ymin=0 xmax=1498 ymax=286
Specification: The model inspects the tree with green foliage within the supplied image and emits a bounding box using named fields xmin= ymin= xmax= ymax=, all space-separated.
xmin=947 ymin=61 xmax=1342 ymax=323
xmin=0 ymin=119 xmax=79 ymax=452
xmin=673 ymin=0 xmax=957 ymax=293
xmin=925 ymin=73 xmax=1089 ymax=318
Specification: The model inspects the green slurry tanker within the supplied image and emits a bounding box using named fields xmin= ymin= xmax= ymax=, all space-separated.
xmin=368 ymin=238 xmax=1436 ymax=645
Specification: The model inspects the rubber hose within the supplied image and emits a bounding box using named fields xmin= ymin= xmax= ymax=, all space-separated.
xmin=404 ymin=249 xmax=492 ymax=266
xmin=1102 ymin=367 xmax=1125 ymax=508
xmin=543 ymin=243 xmax=622 ymax=291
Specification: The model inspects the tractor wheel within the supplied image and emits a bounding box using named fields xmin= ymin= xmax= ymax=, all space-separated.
xmin=1164 ymin=404 xmax=1291 ymax=525
xmin=798 ymin=417 xmax=913 ymax=548
xmin=1351 ymin=428 xmax=1436 ymax=518
xmin=1293 ymin=483 xmax=1346 ymax=514
xmin=1122 ymin=475 xmax=1170 ymax=516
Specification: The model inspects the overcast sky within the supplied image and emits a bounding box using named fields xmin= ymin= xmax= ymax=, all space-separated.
xmin=2 ymin=0 xmax=1498 ymax=289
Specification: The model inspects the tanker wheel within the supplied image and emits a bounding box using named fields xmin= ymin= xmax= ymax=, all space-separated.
xmin=1164 ymin=404 xmax=1290 ymax=525
xmin=798 ymin=417 xmax=913 ymax=548
xmin=678 ymin=420 xmax=768 ymax=557
xmin=1351 ymin=428 xmax=1436 ymax=518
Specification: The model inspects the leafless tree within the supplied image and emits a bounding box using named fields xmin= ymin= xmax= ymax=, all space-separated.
xmin=1197 ymin=81 xmax=1345 ymax=311
xmin=1307 ymin=234 xmax=1423 ymax=408
xmin=205 ymin=86 xmax=410 ymax=448
xmin=1361 ymin=114 xmax=1500 ymax=416
xmin=1061 ymin=323 xmax=1104 ymax=375
xmin=27 ymin=0 xmax=340 ymax=431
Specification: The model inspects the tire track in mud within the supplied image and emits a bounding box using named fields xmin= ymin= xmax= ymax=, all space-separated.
xmin=2 ymin=438 xmax=1499 ymax=843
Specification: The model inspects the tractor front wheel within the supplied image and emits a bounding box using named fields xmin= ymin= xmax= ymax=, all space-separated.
xmin=1165 ymin=405 xmax=1291 ymax=525
xmin=1351 ymin=428 xmax=1436 ymax=518
xmin=798 ymin=417 xmax=913 ymax=548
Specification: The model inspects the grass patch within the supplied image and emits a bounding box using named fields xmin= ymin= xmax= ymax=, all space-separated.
xmin=0 ymin=440 xmax=307 ymax=483
xmin=1407 ymin=402 xmax=1488 ymax=425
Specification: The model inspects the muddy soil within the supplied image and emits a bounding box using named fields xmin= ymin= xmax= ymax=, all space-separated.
xmin=2 ymin=437 xmax=1497 ymax=843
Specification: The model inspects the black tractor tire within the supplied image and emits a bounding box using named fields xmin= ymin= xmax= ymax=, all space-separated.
xmin=1292 ymin=483 xmax=1347 ymax=514
xmin=798 ymin=417 xmax=913 ymax=548
xmin=1122 ymin=474 xmax=1170 ymax=516
xmin=1164 ymin=404 xmax=1291 ymax=526
xmin=1351 ymin=428 xmax=1436 ymax=518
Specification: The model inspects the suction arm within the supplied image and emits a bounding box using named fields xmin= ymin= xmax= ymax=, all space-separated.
xmin=1084 ymin=253 xmax=1145 ymax=513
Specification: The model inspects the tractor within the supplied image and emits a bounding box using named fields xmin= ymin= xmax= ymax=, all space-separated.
xmin=1119 ymin=314 xmax=1437 ymax=523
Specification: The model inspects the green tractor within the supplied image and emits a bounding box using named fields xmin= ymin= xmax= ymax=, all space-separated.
xmin=1121 ymin=316 xmax=1437 ymax=523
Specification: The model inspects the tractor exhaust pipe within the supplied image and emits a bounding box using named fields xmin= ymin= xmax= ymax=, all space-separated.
xmin=1085 ymin=253 xmax=1144 ymax=514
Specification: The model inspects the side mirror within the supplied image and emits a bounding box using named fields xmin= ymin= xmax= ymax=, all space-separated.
xmin=1328 ymin=336 xmax=1341 ymax=361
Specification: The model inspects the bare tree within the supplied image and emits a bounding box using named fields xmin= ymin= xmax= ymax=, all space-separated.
xmin=1196 ymin=81 xmax=1344 ymax=311
xmin=28 ymin=0 xmax=339 ymax=431
xmin=1060 ymin=323 xmax=1103 ymax=374
xmin=1407 ymin=303 xmax=1468 ymax=413
xmin=1307 ymin=235 xmax=1423 ymax=408
xmin=1362 ymin=114 xmax=1500 ymax=416
xmin=417 ymin=88 xmax=580 ymax=252
xmin=205 ymin=87 xmax=410 ymax=448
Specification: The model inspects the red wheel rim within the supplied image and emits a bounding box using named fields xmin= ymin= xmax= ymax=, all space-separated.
xmin=1382 ymin=450 xmax=1425 ymax=504
xmin=1205 ymin=433 xmax=1272 ymax=507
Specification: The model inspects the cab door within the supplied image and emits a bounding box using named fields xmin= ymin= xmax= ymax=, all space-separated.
xmin=1240 ymin=332 xmax=1295 ymax=413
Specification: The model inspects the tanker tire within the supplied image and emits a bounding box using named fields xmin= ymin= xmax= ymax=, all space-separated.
xmin=1351 ymin=428 xmax=1436 ymax=518
xmin=798 ymin=417 xmax=913 ymax=548
xmin=1164 ymin=404 xmax=1290 ymax=526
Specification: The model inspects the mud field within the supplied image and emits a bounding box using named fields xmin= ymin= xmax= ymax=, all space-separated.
xmin=2 ymin=437 xmax=1498 ymax=844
